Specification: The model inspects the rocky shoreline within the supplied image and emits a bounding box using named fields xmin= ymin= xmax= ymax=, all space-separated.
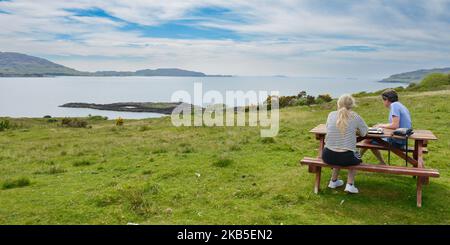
xmin=59 ymin=102 xmax=194 ymax=114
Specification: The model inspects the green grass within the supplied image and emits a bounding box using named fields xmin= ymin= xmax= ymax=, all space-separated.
xmin=2 ymin=177 xmax=31 ymax=190
xmin=0 ymin=90 xmax=449 ymax=224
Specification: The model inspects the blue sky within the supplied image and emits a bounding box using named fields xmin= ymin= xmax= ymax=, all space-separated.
xmin=0 ymin=0 xmax=449 ymax=77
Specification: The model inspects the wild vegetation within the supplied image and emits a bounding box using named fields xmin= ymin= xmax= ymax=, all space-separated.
xmin=0 ymin=75 xmax=449 ymax=224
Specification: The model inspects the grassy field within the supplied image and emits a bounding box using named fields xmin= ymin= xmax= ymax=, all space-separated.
xmin=0 ymin=90 xmax=449 ymax=224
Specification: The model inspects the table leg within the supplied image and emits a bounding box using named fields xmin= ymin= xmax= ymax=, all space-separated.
xmin=413 ymin=140 xmax=419 ymax=161
xmin=313 ymin=134 xmax=324 ymax=193
xmin=417 ymin=177 xmax=423 ymax=208
xmin=314 ymin=167 xmax=322 ymax=194
xmin=318 ymin=135 xmax=325 ymax=159
xmin=416 ymin=140 xmax=424 ymax=168
xmin=416 ymin=140 xmax=426 ymax=207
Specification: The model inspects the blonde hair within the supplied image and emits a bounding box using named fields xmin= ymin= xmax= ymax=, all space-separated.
xmin=336 ymin=94 xmax=356 ymax=133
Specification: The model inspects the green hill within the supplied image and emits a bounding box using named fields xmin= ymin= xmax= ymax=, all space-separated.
xmin=380 ymin=67 xmax=450 ymax=84
xmin=0 ymin=52 xmax=229 ymax=77
xmin=0 ymin=52 xmax=84 ymax=77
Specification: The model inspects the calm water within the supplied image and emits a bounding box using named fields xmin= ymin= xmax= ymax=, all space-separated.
xmin=0 ymin=76 xmax=405 ymax=119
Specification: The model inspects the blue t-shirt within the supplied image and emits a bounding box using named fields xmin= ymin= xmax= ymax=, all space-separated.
xmin=389 ymin=101 xmax=412 ymax=129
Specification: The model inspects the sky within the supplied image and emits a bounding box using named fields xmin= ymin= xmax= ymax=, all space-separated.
xmin=0 ymin=0 xmax=449 ymax=78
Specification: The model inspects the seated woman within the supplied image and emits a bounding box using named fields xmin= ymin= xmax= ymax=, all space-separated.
xmin=322 ymin=94 xmax=368 ymax=194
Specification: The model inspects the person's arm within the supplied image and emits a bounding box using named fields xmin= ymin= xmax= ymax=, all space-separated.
xmin=325 ymin=112 xmax=332 ymax=127
xmin=379 ymin=116 xmax=400 ymax=129
xmin=356 ymin=114 xmax=369 ymax=136
xmin=377 ymin=103 xmax=401 ymax=129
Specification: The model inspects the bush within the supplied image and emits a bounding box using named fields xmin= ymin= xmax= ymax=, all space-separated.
xmin=47 ymin=118 xmax=58 ymax=123
xmin=316 ymin=94 xmax=333 ymax=103
xmin=43 ymin=115 xmax=52 ymax=119
xmin=2 ymin=177 xmax=31 ymax=189
xmin=306 ymin=95 xmax=316 ymax=105
xmin=294 ymin=98 xmax=307 ymax=106
xmin=0 ymin=120 xmax=10 ymax=131
xmin=61 ymin=118 xmax=88 ymax=128
xmin=116 ymin=117 xmax=124 ymax=126
xmin=278 ymin=95 xmax=297 ymax=108
xmin=296 ymin=91 xmax=307 ymax=99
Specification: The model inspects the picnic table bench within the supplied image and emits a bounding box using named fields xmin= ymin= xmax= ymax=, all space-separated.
xmin=300 ymin=124 xmax=440 ymax=207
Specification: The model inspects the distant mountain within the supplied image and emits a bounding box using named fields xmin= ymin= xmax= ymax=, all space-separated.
xmin=135 ymin=68 xmax=205 ymax=77
xmin=0 ymin=52 xmax=230 ymax=77
xmin=0 ymin=52 xmax=85 ymax=77
xmin=380 ymin=67 xmax=450 ymax=84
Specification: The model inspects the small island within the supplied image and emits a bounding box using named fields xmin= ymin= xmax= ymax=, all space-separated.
xmin=60 ymin=102 xmax=195 ymax=114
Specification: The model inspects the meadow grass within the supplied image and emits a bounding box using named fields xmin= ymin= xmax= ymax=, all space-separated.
xmin=0 ymin=90 xmax=449 ymax=224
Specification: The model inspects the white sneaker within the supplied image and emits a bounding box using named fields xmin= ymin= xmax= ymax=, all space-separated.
xmin=344 ymin=183 xmax=359 ymax=194
xmin=328 ymin=179 xmax=344 ymax=189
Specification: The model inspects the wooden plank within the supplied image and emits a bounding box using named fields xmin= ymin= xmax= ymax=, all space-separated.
xmin=356 ymin=141 xmax=428 ymax=153
xmin=309 ymin=124 xmax=326 ymax=134
xmin=300 ymin=157 xmax=440 ymax=177
xmin=309 ymin=124 xmax=437 ymax=141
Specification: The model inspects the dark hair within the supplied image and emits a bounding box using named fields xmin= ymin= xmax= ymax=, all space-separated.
xmin=381 ymin=89 xmax=398 ymax=102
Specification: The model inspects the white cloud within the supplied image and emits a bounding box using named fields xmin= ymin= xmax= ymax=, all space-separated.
xmin=0 ymin=0 xmax=449 ymax=77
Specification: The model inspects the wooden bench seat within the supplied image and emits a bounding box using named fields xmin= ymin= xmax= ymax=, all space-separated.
xmin=356 ymin=141 xmax=428 ymax=153
xmin=300 ymin=157 xmax=440 ymax=207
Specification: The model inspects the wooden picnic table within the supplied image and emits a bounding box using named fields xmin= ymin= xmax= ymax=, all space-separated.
xmin=304 ymin=124 xmax=439 ymax=207
xmin=310 ymin=124 xmax=437 ymax=168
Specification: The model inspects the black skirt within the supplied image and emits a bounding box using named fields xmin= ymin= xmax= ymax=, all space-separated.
xmin=322 ymin=147 xmax=362 ymax=166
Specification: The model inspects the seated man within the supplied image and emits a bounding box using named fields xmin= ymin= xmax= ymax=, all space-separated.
xmin=360 ymin=89 xmax=412 ymax=164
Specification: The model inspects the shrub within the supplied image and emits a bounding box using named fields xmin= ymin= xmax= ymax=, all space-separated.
xmin=43 ymin=115 xmax=52 ymax=119
xmin=294 ymin=98 xmax=307 ymax=106
xmin=296 ymin=91 xmax=307 ymax=99
xmin=278 ymin=95 xmax=297 ymax=108
xmin=47 ymin=118 xmax=58 ymax=123
xmin=317 ymin=94 xmax=333 ymax=103
xmin=2 ymin=177 xmax=31 ymax=189
xmin=119 ymin=187 xmax=157 ymax=216
xmin=306 ymin=95 xmax=316 ymax=105
xmin=116 ymin=117 xmax=124 ymax=126
xmin=0 ymin=120 xmax=10 ymax=131
xmin=61 ymin=118 xmax=88 ymax=128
